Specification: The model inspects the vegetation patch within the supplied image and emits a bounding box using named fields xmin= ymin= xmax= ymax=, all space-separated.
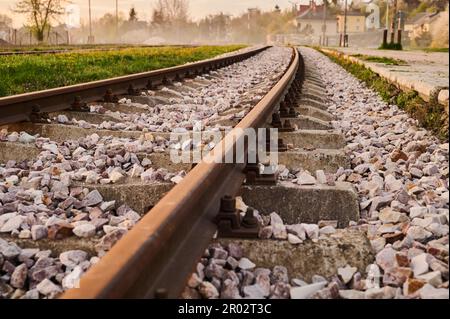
xmin=422 ymin=47 xmax=449 ymax=53
xmin=0 ymin=44 xmax=196 ymax=53
xmin=319 ymin=49 xmax=448 ymax=141
xmin=350 ymin=54 xmax=407 ymax=66
xmin=0 ymin=45 xmax=245 ymax=97
xmin=378 ymin=42 xmax=403 ymax=51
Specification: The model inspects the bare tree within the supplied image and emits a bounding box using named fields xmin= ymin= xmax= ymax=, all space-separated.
xmin=14 ymin=0 xmax=68 ymax=42
xmin=154 ymin=0 xmax=189 ymax=24
xmin=0 ymin=13 xmax=13 ymax=29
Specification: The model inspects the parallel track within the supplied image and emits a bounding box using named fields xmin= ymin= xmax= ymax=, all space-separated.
xmin=0 ymin=46 xmax=303 ymax=298
xmin=0 ymin=46 xmax=268 ymax=125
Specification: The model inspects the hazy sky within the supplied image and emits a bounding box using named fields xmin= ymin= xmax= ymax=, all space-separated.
xmin=0 ymin=0 xmax=322 ymax=28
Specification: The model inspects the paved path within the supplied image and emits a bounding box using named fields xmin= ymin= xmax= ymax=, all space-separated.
xmin=328 ymin=47 xmax=449 ymax=108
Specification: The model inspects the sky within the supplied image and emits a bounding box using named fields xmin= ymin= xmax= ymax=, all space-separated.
xmin=0 ymin=0 xmax=323 ymax=28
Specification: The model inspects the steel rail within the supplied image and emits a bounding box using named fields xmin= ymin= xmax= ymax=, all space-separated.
xmin=61 ymin=47 xmax=300 ymax=299
xmin=0 ymin=46 xmax=268 ymax=125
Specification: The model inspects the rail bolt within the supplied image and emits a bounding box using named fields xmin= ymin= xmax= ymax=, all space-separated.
xmin=155 ymin=288 xmax=168 ymax=299
xmin=71 ymin=96 xmax=88 ymax=112
xmin=241 ymin=207 xmax=258 ymax=229
xmin=127 ymin=84 xmax=139 ymax=96
xmin=220 ymin=195 xmax=236 ymax=213
xmin=103 ymin=89 xmax=118 ymax=103
xmin=271 ymin=112 xmax=282 ymax=128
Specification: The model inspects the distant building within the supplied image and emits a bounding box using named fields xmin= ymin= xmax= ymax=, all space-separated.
xmin=337 ymin=11 xmax=366 ymax=33
xmin=365 ymin=1 xmax=381 ymax=30
xmin=404 ymin=11 xmax=440 ymax=37
xmin=405 ymin=10 xmax=448 ymax=47
xmin=294 ymin=0 xmax=337 ymax=37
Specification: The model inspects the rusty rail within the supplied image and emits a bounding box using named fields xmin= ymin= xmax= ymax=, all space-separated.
xmin=61 ymin=47 xmax=301 ymax=299
xmin=0 ymin=46 xmax=268 ymax=125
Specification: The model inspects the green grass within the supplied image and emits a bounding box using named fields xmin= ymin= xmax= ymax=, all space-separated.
xmin=378 ymin=42 xmax=403 ymax=51
xmin=422 ymin=47 xmax=449 ymax=53
xmin=0 ymin=45 xmax=245 ymax=97
xmin=0 ymin=44 xmax=198 ymax=53
xmin=350 ymin=54 xmax=407 ymax=66
xmin=319 ymin=49 xmax=449 ymax=141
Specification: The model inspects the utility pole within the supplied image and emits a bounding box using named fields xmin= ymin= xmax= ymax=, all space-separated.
xmin=382 ymin=0 xmax=389 ymax=46
xmin=115 ymin=0 xmax=119 ymax=42
xmin=321 ymin=0 xmax=327 ymax=46
xmin=386 ymin=0 xmax=389 ymax=29
xmin=390 ymin=0 xmax=397 ymax=43
xmin=343 ymin=0 xmax=348 ymax=47
xmin=88 ymin=0 xmax=94 ymax=43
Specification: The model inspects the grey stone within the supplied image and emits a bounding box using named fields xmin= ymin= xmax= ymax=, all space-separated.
xmin=31 ymin=225 xmax=47 ymax=240
xmin=73 ymin=223 xmax=96 ymax=238
xmin=376 ymin=246 xmax=396 ymax=271
xmin=238 ymin=257 xmax=256 ymax=270
xmin=59 ymin=250 xmax=88 ymax=268
xmin=411 ymin=253 xmax=429 ymax=277
xmin=271 ymin=265 xmax=289 ymax=284
xmin=419 ymin=283 xmax=449 ymax=299
xmin=0 ymin=242 xmax=21 ymax=259
xmin=82 ymin=190 xmax=103 ymax=207
xmin=10 ymin=263 xmax=28 ymax=289
xmin=0 ymin=215 xmax=24 ymax=233
xmin=198 ymin=281 xmax=219 ymax=299
xmin=62 ymin=266 xmax=83 ymax=289
xmin=339 ymin=289 xmax=365 ymax=299
xmin=243 ymin=284 xmax=266 ymax=299
xmin=337 ymin=265 xmax=357 ymax=284
xmin=36 ymin=278 xmax=62 ymax=296
xmin=287 ymin=233 xmax=302 ymax=244
xmin=297 ymin=171 xmax=316 ymax=185
xmin=290 ymin=281 xmax=327 ymax=299
xmin=220 ymin=279 xmax=241 ymax=299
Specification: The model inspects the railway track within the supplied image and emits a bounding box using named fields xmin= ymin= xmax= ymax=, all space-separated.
xmin=0 ymin=45 xmax=448 ymax=300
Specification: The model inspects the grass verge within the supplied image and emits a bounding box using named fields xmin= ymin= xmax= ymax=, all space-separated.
xmin=350 ymin=54 xmax=407 ymax=65
xmin=0 ymin=45 xmax=245 ymax=97
xmin=378 ymin=43 xmax=403 ymax=50
xmin=422 ymin=47 xmax=449 ymax=53
xmin=318 ymin=49 xmax=449 ymax=141
xmin=0 ymin=44 xmax=198 ymax=53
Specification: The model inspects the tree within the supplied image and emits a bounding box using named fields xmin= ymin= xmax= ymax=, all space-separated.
xmin=129 ymin=7 xmax=138 ymax=22
xmin=153 ymin=0 xmax=189 ymax=24
xmin=152 ymin=8 xmax=165 ymax=26
xmin=14 ymin=0 xmax=68 ymax=42
xmin=0 ymin=13 xmax=12 ymax=29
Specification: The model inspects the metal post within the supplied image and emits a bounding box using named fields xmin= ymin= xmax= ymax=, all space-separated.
xmin=321 ymin=0 xmax=327 ymax=46
xmin=382 ymin=29 xmax=388 ymax=46
xmin=115 ymin=0 xmax=119 ymax=42
xmin=88 ymin=0 xmax=94 ymax=44
xmin=390 ymin=0 xmax=397 ymax=43
xmin=385 ymin=0 xmax=389 ymax=29
xmin=343 ymin=0 xmax=348 ymax=47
